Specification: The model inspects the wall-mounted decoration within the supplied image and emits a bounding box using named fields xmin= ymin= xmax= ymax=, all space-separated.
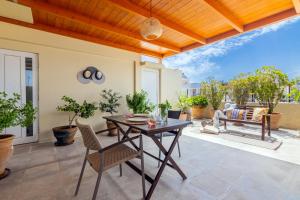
xmin=77 ymin=66 xmax=105 ymax=84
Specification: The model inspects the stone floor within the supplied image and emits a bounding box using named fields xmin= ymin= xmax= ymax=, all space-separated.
xmin=1 ymin=131 xmax=300 ymax=200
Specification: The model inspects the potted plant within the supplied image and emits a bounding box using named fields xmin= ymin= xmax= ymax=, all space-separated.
xmin=188 ymin=95 xmax=208 ymax=119
xmin=99 ymin=89 xmax=122 ymax=136
xmin=126 ymin=90 xmax=155 ymax=114
xmin=54 ymin=96 xmax=97 ymax=146
xmin=228 ymin=73 xmax=252 ymax=106
xmin=289 ymin=77 xmax=300 ymax=102
xmin=200 ymin=78 xmax=227 ymax=117
xmin=0 ymin=92 xmax=37 ymax=179
xmin=158 ymin=100 xmax=172 ymax=122
xmin=176 ymin=94 xmax=191 ymax=121
xmin=250 ymin=66 xmax=289 ymax=130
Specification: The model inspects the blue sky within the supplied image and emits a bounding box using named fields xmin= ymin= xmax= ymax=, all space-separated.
xmin=163 ymin=16 xmax=300 ymax=83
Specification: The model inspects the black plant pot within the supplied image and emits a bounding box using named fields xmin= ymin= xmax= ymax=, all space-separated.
xmin=52 ymin=125 xmax=78 ymax=146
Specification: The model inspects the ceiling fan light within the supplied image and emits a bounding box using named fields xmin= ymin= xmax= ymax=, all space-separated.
xmin=140 ymin=17 xmax=163 ymax=40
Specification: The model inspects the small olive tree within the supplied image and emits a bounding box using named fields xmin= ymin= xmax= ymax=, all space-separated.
xmin=200 ymin=78 xmax=226 ymax=110
xmin=99 ymin=89 xmax=122 ymax=115
xmin=0 ymin=92 xmax=37 ymax=133
xmin=228 ymin=73 xmax=252 ymax=106
xmin=250 ymin=66 xmax=289 ymax=114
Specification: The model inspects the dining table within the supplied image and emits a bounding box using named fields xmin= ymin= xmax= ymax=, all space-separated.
xmin=103 ymin=115 xmax=192 ymax=200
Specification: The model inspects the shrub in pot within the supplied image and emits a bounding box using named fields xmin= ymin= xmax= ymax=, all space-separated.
xmin=126 ymin=90 xmax=155 ymax=114
xmin=250 ymin=66 xmax=289 ymax=130
xmin=176 ymin=94 xmax=191 ymax=121
xmin=200 ymin=78 xmax=227 ymax=117
xmin=228 ymin=73 xmax=252 ymax=106
xmin=188 ymin=95 xmax=208 ymax=119
xmin=99 ymin=89 xmax=122 ymax=136
xmin=54 ymin=96 xmax=97 ymax=146
xmin=0 ymin=92 xmax=37 ymax=179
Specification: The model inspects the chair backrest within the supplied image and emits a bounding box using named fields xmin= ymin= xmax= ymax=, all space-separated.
xmin=168 ymin=110 xmax=181 ymax=119
xmin=76 ymin=119 xmax=102 ymax=151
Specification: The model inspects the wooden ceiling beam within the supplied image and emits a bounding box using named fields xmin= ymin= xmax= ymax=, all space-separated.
xmin=17 ymin=0 xmax=180 ymax=53
xmin=0 ymin=16 xmax=162 ymax=58
xmin=105 ymin=0 xmax=206 ymax=44
xmin=178 ymin=8 xmax=297 ymax=54
xmin=292 ymin=0 xmax=300 ymax=13
xmin=201 ymin=0 xmax=244 ymax=32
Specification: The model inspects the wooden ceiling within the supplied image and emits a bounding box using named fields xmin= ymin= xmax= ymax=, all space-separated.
xmin=1 ymin=0 xmax=299 ymax=58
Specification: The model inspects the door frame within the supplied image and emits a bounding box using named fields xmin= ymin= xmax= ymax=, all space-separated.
xmin=0 ymin=48 xmax=39 ymax=144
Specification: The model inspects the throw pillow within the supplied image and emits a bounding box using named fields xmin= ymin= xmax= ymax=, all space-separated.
xmin=252 ymin=108 xmax=268 ymax=121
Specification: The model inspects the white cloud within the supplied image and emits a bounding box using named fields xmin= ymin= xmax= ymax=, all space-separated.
xmin=163 ymin=16 xmax=300 ymax=82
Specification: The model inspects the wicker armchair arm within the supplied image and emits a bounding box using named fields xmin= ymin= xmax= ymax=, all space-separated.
xmin=98 ymin=135 xmax=140 ymax=153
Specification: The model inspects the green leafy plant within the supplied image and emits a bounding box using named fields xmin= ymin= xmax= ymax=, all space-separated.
xmin=228 ymin=73 xmax=252 ymax=106
xmin=188 ymin=95 xmax=208 ymax=107
xmin=200 ymin=78 xmax=227 ymax=110
xmin=288 ymin=77 xmax=300 ymax=102
xmin=57 ymin=96 xmax=97 ymax=127
xmin=126 ymin=90 xmax=155 ymax=114
xmin=158 ymin=100 xmax=172 ymax=119
xmin=99 ymin=89 xmax=122 ymax=115
xmin=0 ymin=92 xmax=37 ymax=133
xmin=176 ymin=94 xmax=191 ymax=113
xmin=250 ymin=66 xmax=289 ymax=114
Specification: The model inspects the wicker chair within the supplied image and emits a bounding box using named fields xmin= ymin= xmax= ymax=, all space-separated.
xmin=74 ymin=119 xmax=146 ymax=200
xmin=155 ymin=110 xmax=182 ymax=167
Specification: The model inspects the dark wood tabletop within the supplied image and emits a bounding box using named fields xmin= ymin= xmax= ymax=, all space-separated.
xmin=103 ymin=115 xmax=192 ymax=135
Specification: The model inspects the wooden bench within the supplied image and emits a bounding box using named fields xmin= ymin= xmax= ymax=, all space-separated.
xmin=219 ymin=105 xmax=271 ymax=140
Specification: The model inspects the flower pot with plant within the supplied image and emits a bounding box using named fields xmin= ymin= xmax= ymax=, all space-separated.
xmin=99 ymin=89 xmax=122 ymax=136
xmin=176 ymin=94 xmax=191 ymax=121
xmin=250 ymin=66 xmax=289 ymax=130
xmin=0 ymin=92 xmax=36 ymax=179
xmin=126 ymin=90 xmax=155 ymax=132
xmin=200 ymin=78 xmax=227 ymax=118
xmin=54 ymin=96 xmax=97 ymax=146
xmin=228 ymin=73 xmax=252 ymax=107
xmin=188 ymin=95 xmax=208 ymax=119
xmin=158 ymin=100 xmax=172 ymax=123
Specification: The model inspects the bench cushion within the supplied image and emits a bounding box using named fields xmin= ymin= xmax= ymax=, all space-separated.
xmin=252 ymin=108 xmax=268 ymax=121
xmin=227 ymin=109 xmax=247 ymax=120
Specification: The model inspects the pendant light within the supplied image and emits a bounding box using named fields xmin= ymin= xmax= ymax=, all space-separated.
xmin=140 ymin=0 xmax=163 ymax=40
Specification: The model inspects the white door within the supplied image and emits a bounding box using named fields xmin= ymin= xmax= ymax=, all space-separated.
xmin=141 ymin=68 xmax=159 ymax=105
xmin=0 ymin=49 xmax=38 ymax=145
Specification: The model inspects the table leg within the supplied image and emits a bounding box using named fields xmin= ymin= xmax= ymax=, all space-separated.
xmin=146 ymin=129 xmax=186 ymax=200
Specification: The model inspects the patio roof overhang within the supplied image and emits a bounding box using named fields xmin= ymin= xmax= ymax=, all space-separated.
xmin=1 ymin=0 xmax=299 ymax=58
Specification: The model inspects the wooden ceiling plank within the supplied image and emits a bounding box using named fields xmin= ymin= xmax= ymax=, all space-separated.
xmin=201 ymin=0 xmax=244 ymax=32
xmin=105 ymin=0 xmax=206 ymax=44
xmin=179 ymin=8 xmax=297 ymax=54
xmin=0 ymin=16 xmax=162 ymax=58
xmin=292 ymin=0 xmax=300 ymax=13
xmin=18 ymin=0 xmax=180 ymax=52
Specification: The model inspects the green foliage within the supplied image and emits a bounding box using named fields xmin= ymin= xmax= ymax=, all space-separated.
xmin=200 ymin=78 xmax=226 ymax=110
xmin=188 ymin=95 xmax=208 ymax=107
xmin=176 ymin=94 xmax=191 ymax=113
xmin=250 ymin=66 xmax=289 ymax=114
xmin=57 ymin=96 xmax=97 ymax=127
xmin=158 ymin=100 xmax=172 ymax=119
xmin=126 ymin=90 xmax=155 ymax=114
xmin=99 ymin=89 xmax=122 ymax=115
xmin=0 ymin=92 xmax=37 ymax=133
xmin=289 ymin=77 xmax=300 ymax=102
xmin=228 ymin=73 xmax=252 ymax=106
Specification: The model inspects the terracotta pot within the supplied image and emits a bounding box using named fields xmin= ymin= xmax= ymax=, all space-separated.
xmin=0 ymin=134 xmax=14 ymax=177
xmin=191 ymin=106 xmax=206 ymax=119
xmin=270 ymin=113 xmax=282 ymax=130
xmin=106 ymin=121 xmax=118 ymax=136
xmin=52 ymin=125 xmax=78 ymax=146
xmin=179 ymin=113 xmax=188 ymax=121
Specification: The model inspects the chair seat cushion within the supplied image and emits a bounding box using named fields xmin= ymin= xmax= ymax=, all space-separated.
xmin=87 ymin=144 xmax=139 ymax=172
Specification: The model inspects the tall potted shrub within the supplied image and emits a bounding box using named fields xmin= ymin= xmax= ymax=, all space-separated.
xmin=53 ymin=96 xmax=97 ymax=146
xmin=176 ymin=94 xmax=191 ymax=121
xmin=99 ymin=89 xmax=122 ymax=136
xmin=0 ymin=92 xmax=36 ymax=179
xmin=188 ymin=95 xmax=208 ymax=119
xmin=200 ymin=78 xmax=227 ymax=117
xmin=250 ymin=66 xmax=289 ymax=130
xmin=228 ymin=73 xmax=252 ymax=106
xmin=126 ymin=90 xmax=155 ymax=114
